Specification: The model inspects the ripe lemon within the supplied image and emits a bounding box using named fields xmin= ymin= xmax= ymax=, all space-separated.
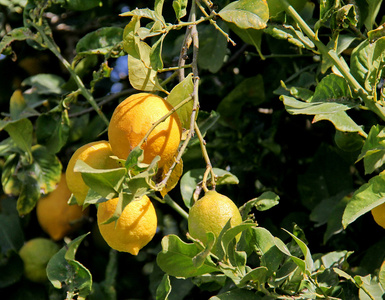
xmin=19 ymin=238 xmax=59 ymax=283
xmin=37 ymin=173 xmax=88 ymax=241
xmin=66 ymin=140 xmax=119 ymax=205
xmin=108 ymin=93 xmax=182 ymax=167
xmin=97 ymin=196 xmax=157 ymax=255
xmin=188 ymin=191 xmax=242 ymax=248
xmin=371 ymin=202 xmax=385 ymax=229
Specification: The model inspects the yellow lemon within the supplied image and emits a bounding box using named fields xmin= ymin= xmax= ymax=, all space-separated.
xmin=108 ymin=93 xmax=182 ymax=167
xmin=37 ymin=173 xmax=88 ymax=241
xmin=188 ymin=191 xmax=242 ymax=249
xmin=97 ymin=196 xmax=157 ymax=255
xmin=371 ymin=202 xmax=385 ymax=229
xmin=19 ymin=238 xmax=59 ymax=283
xmin=66 ymin=140 xmax=119 ymax=205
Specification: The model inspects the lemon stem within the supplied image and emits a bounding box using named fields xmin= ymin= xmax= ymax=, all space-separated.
xmin=194 ymin=122 xmax=216 ymax=191
xmin=163 ymin=194 xmax=189 ymax=219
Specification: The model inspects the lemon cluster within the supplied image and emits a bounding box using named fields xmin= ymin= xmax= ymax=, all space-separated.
xmin=65 ymin=93 xmax=182 ymax=255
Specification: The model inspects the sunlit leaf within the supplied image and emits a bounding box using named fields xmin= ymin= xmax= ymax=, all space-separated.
xmin=74 ymin=160 xmax=126 ymax=200
xmin=172 ymin=0 xmax=188 ymax=20
xmin=166 ymin=73 xmax=194 ymax=129
xmin=218 ymin=0 xmax=269 ymax=30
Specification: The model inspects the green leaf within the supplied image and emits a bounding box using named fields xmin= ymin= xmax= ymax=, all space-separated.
xmin=298 ymin=144 xmax=353 ymax=210
xmin=310 ymin=193 xmax=351 ymax=243
xmin=0 ymin=250 xmax=24 ymax=288
xmin=30 ymin=145 xmax=62 ymax=194
xmin=356 ymin=274 xmax=385 ymax=300
xmin=0 ymin=118 xmax=33 ymax=163
xmin=47 ymin=233 xmax=92 ymax=300
xmin=120 ymin=8 xmax=165 ymax=24
xmin=342 ymin=174 xmax=385 ymax=228
xmin=264 ymin=24 xmax=315 ymax=49
xmin=210 ymin=288 xmax=258 ymax=299
xmin=357 ymin=125 xmax=385 ymax=174
xmin=180 ymin=168 xmax=239 ymax=209
xmin=311 ymin=74 xmax=352 ymax=102
xmin=229 ymin=24 xmax=264 ymax=57
xmin=244 ymin=227 xmax=283 ymax=276
xmin=156 ymin=234 xmax=219 ymax=278
xmin=198 ymin=22 xmax=229 ymax=73
xmin=166 ymin=73 xmax=194 ymax=129
xmin=16 ymin=174 xmax=40 ymax=216
xmin=312 ymin=111 xmax=364 ymax=134
xmin=154 ymin=0 xmax=165 ymax=18
xmin=172 ymin=0 xmax=188 ymax=20
xmin=73 ymin=160 xmax=126 ymax=200
xmin=127 ymin=42 xmax=165 ymax=92
xmin=220 ymin=222 xmax=256 ymax=257
xmin=150 ymin=34 xmax=165 ymax=71
xmin=363 ymin=0 xmax=383 ymax=31
xmin=156 ymin=274 xmax=171 ymax=300
xmin=0 ymin=27 xmax=37 ymax=55
xmin=76 ymin=27 xmax=123 ymax=55
xmin=239 ymin=191 xmax=280 ymax=217
xmin=10 ymin=90 xmax=27 ymax=120
xmin=281 ymin=95 xmax=356 ymax=115
xmin=237 ymin=266 xmax=268 ymax=288
xmin=22 ymin=74 xmax=66 ymax=95
xmin=36 ymin=110 xmax=70 ymax=154
xmin=218 ymin=0 xmax=269 ymax=30
xmin=0 ymin=212 xmax=24 ymax=254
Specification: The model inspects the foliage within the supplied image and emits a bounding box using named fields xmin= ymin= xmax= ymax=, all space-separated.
xmin=1 ymin=0 xmax=385 ymax=299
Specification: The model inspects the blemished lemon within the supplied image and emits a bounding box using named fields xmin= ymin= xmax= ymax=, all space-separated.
xmin=108 ymin=93 xmax=182 ymax=167
xmin=371 ymin=202 xmax=385 ymax=229
xmin=37 ymin=173 xmax=88 ymax=241
xmin=97 ymin=196 xmax=157 ymax=255
xmin=188 ymin=191 xmax=242 ymax=249
xmin=19 ymin=238 xmax=60 ymax=283
xmin=66 ymin=140 xmax=119 ymax=205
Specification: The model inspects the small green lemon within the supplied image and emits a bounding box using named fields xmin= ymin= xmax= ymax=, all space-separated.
xmin=188 ymin=191 xmax=242 ymax=250
xmin=19 ymin=238 xmax=60 ymax=283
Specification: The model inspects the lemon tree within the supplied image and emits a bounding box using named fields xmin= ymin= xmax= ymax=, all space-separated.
xmin=2 ymin=0 xmax=385 ymax=299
